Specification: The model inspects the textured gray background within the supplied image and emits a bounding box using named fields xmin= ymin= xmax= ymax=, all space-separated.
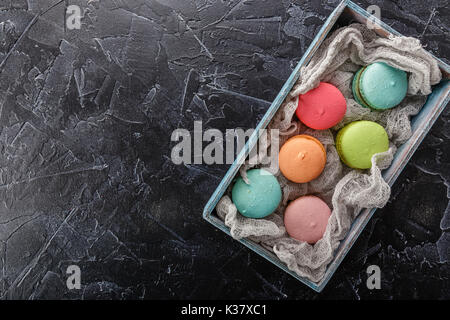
xmin=0 ymin=0 xmax=448 ymax=300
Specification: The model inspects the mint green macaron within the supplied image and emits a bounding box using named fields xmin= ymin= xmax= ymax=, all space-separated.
xmin=231 ymin=168 xmax=281 ymax=219
xmin=352 ymin=62 xmax=408 ymax=110
xmin=336 ymin=120 xmax=389 ymax=169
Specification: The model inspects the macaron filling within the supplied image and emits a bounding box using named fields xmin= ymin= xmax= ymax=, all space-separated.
xmin=352 ymin=67 xmax=372 ymax=109
xmin=357 ymin=66 xmax=385 ymax=110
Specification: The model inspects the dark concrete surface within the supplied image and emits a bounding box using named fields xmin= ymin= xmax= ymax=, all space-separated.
xmin=0 ymin=0 xmax=448 ymax=300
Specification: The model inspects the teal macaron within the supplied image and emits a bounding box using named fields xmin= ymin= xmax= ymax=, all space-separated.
xmin=352 ymin=62 xmax=408 ymax=110
xmin=231 ymin=168 xmax=282 ymax=219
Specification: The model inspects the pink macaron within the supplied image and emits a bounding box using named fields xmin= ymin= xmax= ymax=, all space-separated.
xmin=296 ymin=82 xmax=347 ymax=130
xmin=284 ymin=195 xmax=331 ymax=244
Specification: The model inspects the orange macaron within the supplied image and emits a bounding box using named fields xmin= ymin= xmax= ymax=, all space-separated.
xmin=278 ymin=135 xmax=326 ymax=183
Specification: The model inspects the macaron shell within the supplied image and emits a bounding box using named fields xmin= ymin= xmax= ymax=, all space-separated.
xmin=284 ymin=195 xmax=331 ymax=244
xmin=352 ymin=67 xmax=371 ymax=109
xmin=359 ymin=62 xmax=408 ymax=110
xmin=296 ymin=82 xmax=347 ymax=130
xmin=278 ymin=135 xmax=326 ymax=183
xmin=336 ymin=120 xmax=389 ymax=169
xmin=231 ymin=168 xmax=282 ymax=219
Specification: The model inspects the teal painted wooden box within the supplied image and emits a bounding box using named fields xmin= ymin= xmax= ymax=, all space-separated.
xmin=202 ymin=0 xmax=450 ymax=292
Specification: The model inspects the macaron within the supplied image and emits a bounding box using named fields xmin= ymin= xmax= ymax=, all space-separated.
xmin=296 ymin=82 xmax=347 ymax=130
xmin=278 ymin=135 xmax=326 ymax=183
xmin=352 ymin=62 xmax=408 ymax=110
xmin=336 ymin=120 xmax=389 ymax=169
xmin=232 ymin=168 xmax=282 ymax=219
xmin=284 ymin=195 xmax=331 ymax=244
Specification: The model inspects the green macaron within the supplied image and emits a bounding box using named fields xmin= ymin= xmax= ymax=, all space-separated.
xmin=231 ymin=168 xmax=281 ymax=219
xmin=352 ymin=62 xmax=408 ymax=110
xmin=336 ymin=120 xmax=389 ymax=169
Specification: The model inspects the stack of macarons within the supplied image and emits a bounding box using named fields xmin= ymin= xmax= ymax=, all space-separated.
xmin=230 ymin=62 xmax=408 ymax=244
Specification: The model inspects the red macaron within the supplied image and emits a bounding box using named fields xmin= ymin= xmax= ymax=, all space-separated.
xmin=296 ymin=82 xmax=347 ymax=130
